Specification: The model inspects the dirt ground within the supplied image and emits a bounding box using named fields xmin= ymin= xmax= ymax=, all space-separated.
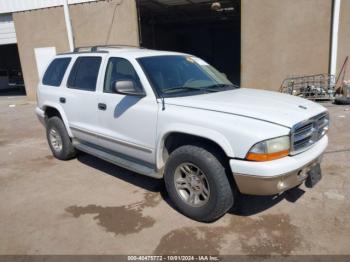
xmin=0 ymin=95 xmax=349 ymax=255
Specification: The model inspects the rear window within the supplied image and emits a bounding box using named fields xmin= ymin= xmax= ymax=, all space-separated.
xmin=67 ymin=57 xmax=101 ymax=91
xmin=42 ymin=58 xmax=71 ymax=86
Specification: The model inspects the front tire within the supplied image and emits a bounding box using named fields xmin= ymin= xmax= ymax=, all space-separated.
xmin=164 ymin=145 xmax=234 ymax=222
xmin=46 ymin=116 xmax=77 ymax=160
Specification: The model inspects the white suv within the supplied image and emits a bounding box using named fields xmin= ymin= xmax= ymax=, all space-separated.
xmin=36 ymin=46 xmax=329 ymax=222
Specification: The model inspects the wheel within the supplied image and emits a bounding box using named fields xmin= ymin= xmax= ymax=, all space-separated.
xmin=164 ymin=145 xmax=234 ymax=222
xmin=46 ymin=116 xmax=77 ymax=160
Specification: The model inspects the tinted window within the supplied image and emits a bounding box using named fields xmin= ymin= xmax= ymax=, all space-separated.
xmin=42 ymin=58 xmax=71 ymax=86
xmin=138 ymin=55 xmax=233 ymax=97
xmin=104 ymin=57 xmax=142 ymax=93
xmin=67 ymin=57 xmax=101 ymax=91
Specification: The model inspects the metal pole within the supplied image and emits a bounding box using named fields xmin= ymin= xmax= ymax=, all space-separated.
xmin=330 ymin=0 xmax=341 ymax=78
xmin=63 ymin=0 xmax=75 ymax=51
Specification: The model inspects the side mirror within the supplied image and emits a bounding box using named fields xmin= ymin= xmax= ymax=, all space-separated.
xmin=114 ymin=80 xmax=145 ymax=96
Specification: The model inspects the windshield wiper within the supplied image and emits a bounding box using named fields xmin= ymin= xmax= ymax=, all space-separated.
xmin=204 ymin=83 xmax=240 ymax=90
xmin=162 ymin=86 xmax=216 ymax=94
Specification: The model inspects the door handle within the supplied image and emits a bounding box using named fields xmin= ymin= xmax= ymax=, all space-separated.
xmin=98 ymin=103 xmax=107 ymax=111
xmin=59 ymin=97 xmax=66 ymax=103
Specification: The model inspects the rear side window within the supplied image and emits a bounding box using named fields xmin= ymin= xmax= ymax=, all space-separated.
xmin=67 ymin=57 xmax=102 ymax=91
xmin=42 ymin=58 xmax=71 ymax=86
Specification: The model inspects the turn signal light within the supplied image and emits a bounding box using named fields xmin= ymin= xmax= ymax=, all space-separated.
xmin=246 ymin=149 xmax=289 ymax=161
xmin=246 ymin=136 xmax=290 ymax=162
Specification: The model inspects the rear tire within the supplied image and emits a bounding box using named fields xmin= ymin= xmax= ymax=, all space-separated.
xmin=164 ymin=145 xmax=234 ymax=222
xmin=46 ymin=116 xmax=77 ymax=160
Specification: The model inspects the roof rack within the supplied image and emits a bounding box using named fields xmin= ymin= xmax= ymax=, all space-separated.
xmin=73 ymin=44 xmax=145 ymax=53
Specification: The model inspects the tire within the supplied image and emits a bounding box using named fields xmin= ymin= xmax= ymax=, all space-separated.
xmin=334 ymin=97 xmax=350 ymax=105
xmin=164 ymin=145 xmax=234 ymax=222
xmin=46 ymin=116 xmax=77 ymax=160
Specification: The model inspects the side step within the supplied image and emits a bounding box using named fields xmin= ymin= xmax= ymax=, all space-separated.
xmin=73 ymin=140 xmax=162 ymax=179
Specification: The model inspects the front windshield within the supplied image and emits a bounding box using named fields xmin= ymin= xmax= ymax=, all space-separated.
xmin=137 ymin=55 xmax=237 ymax=97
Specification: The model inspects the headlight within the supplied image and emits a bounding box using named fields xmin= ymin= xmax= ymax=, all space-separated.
xmin=246 ymin=136 xmax=290 ymax=161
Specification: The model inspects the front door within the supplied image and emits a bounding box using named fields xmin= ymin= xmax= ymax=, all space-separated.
xmin=97 ymin=57 xmax=158 ymax=164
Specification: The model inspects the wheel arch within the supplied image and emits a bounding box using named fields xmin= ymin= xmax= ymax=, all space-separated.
xmin=156 ymin=126 xmax=235 ymax=171
xmin=42 ymin=103 xmax=73 ymax=137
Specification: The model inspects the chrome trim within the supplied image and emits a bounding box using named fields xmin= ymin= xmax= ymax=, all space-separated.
xmin=290 ymin=112 xmax=329 ymax=155
xmin=73 ymin=139 xmax=161 ymax=179
xmin=70 ymin=125 xmax=153 ymax=153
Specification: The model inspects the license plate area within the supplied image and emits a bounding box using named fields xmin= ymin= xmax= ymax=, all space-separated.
xmin=305 ymin=163 xmax=322 ymax=188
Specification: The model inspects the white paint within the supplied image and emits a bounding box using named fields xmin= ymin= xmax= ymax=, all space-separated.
xmin=35 ymin=48 xmax=329 ymax=191
xmin=191 ymin=57 xmax=209 ymax=66
xmin=0 ymin=0 xmax=98 ymax=14
xmin=330 ymin=0 xmax=341 ymax=77
xmin=63 ymin=0 xmax=74 ymax=51
xmin=0 ymin=14 xmax=16 ymax=45
xmin=34 ymin=47 xmax=57 ymax=79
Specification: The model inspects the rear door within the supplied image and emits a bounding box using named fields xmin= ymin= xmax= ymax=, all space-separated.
xmin=62 ymin=54 xmax=106 ymax=144
xmin=96 ymin=56 xmax=158 ymax=164
xmin=38 ymin=56 xmax=71 ymax=110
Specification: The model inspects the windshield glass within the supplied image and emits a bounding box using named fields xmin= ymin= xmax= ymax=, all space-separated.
xmin=137 ymin=55 xmax=237 ymax=97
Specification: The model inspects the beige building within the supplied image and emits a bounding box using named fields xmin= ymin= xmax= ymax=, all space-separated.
xmin=0 ymin=0 xmax=349 ymax=100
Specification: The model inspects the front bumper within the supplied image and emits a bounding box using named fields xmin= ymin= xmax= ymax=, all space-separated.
xmin=230 ymin=135 xmax=328 ymax=195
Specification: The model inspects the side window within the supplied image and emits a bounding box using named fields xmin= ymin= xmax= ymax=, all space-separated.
xmin=42 ymin=58 xmax=71 ymax=86
xmin=104 ymin=57 xmax=142 ymax=93
xmin=67 ymin=57 xmax=102 ymax=91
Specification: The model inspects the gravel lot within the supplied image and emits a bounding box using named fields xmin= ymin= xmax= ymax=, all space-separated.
xmin=0 ymin=95 xmax=349 ymax=255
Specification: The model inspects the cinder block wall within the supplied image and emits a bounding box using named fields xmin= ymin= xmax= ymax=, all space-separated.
xmin=337 ymin=0 xmax=350 ymax=79
xmin=13 ymin=0 xmax=139 ymax=100
xmin=241 ymin=0 xmax=332 ymax=90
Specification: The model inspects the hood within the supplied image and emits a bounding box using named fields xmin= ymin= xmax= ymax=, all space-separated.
xmin=165 ymin=88 xmax=327 ymax=128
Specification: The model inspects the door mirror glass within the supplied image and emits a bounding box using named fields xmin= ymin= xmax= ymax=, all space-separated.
xmin=114 ymin=80 xmax=145 ymax=96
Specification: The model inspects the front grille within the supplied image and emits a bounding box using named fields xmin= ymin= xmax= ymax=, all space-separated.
xmin=291 ymin=112 xmax=329 ymax=154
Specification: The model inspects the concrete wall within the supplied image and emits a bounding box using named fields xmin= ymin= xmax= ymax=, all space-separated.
xmin=13 ymin=7 xmax=70 ymax=100
xmin=13 ymin=0 xmax=139 ymax=100
xmin=241 ymin=0 xmax=333 ymax=90
xmin=336 ymin=0 xmax=350 ymax=80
